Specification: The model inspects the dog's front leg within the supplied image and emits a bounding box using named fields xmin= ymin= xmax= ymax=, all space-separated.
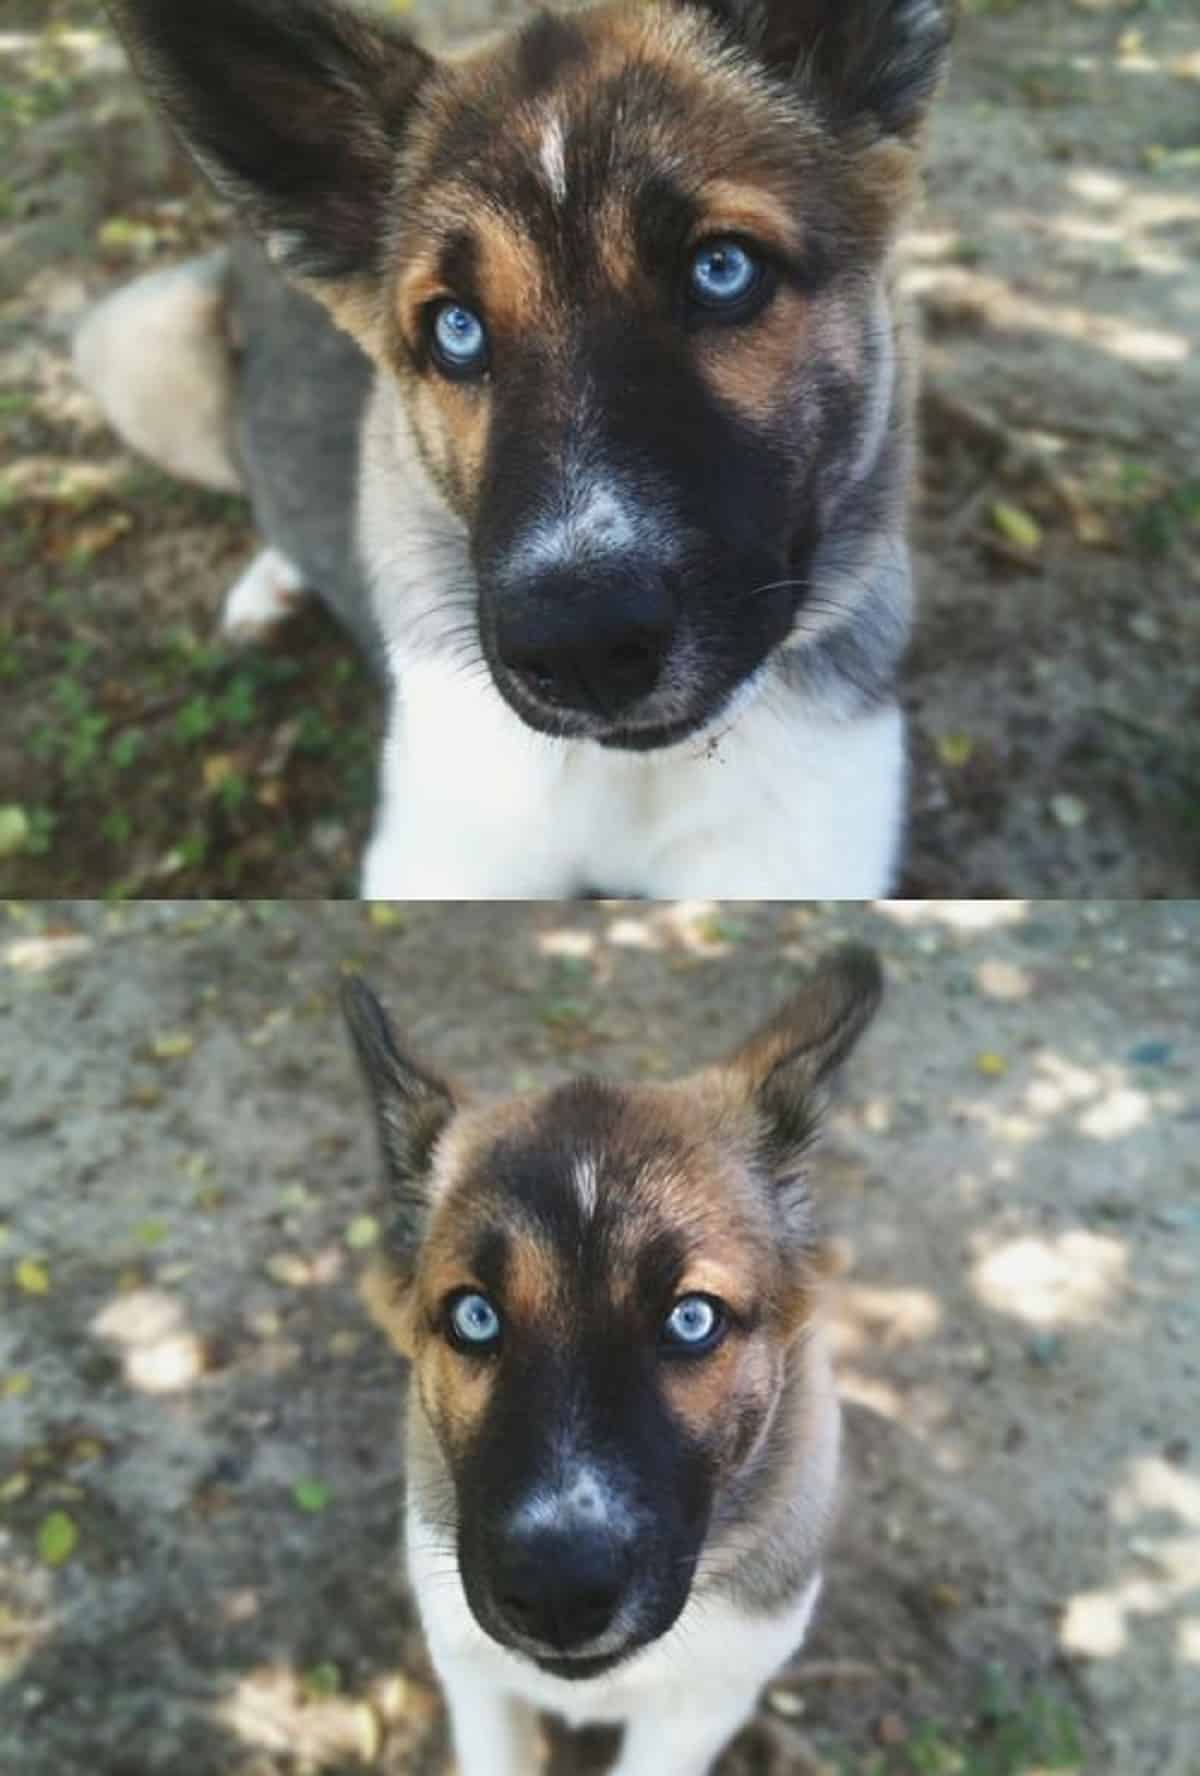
xmin=436 ymin=1660 xmax=543 ymax=1776
xmin=361 ymin=663 xmax=577 ymax=898
xmin=610 ymin=1686 xmax=761 ymax=1776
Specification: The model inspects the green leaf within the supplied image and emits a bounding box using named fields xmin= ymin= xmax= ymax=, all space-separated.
xmin=293 ymin=1479 xmax=331 ymax=1514
xmin=345 ymin=1215 xmax=380 ymax=1250
xmin=301 ymin=1661 xmax=342 ymax=1700
xmin=38 ymin=1510 xmax=78 ymax=1567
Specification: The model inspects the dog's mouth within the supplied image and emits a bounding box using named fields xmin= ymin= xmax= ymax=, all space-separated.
xmin=482 ymin=1610 xmax=674 ymax=1681
xmin=483 ymin=595 xmax=792 ymax=753
xmin=525 ymin=1645 xmax=638 ymax=1681
xmin=490 ymin=666 xmax=744 ymax=754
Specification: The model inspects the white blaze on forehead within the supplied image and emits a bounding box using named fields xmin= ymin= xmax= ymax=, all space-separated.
xmin=538 ymin=113 xmax=568 ymax=203
xmin=572 ymin=1152 xmax=598 ymax=1219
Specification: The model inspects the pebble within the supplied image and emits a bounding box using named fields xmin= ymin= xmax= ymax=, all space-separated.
xmin=309 ymin=820 xmax=348 ymax=859
xmin=876 ymin=1713 xmax=908 ymax=1746
xmin=1050 ymin=793 xmax=1088 ymax=829
xmin=263 ymin=1253 xmax=311 ymax=1288
xmin=1026 ymin=1331 xmax=1064 ymax=1368
xmin=1152 ymin=1205 xmax=1200 ymax=1233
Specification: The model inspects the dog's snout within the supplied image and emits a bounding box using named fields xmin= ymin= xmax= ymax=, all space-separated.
xmin=495 ymin=563 xmax=675 ymax=717
xmin=493 ymin=1523 xmax=632 ymax=1651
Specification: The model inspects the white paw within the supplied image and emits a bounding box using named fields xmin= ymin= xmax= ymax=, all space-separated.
xmin=220 ymin=547 xmax=307 ymax=643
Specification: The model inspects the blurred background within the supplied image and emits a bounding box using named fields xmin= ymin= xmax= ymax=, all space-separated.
xmin=1 ymin=897 xmax=1197 ymax=1773
xmin=0 ymin=0 xmax=1199 ymax=899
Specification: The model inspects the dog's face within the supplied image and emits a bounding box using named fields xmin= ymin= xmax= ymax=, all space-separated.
xmin=111 ymin=0 xmax=951 ymax=750
xmin=342 ymin=947 xmax=881 ymax=1675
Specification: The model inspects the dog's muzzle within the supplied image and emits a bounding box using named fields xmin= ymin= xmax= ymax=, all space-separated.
xmin=489 ymin=1515 xmax=635 ymax=1657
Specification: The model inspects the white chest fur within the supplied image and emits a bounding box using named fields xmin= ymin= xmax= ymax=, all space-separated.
xmin=361 ymin=657 xmax=904 ymax=899
xmin=407 ymin=1497 xmax=823 ymax=1776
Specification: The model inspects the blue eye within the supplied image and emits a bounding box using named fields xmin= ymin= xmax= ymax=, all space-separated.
xmin=662 ymin=1295 xmax=725 ymax=1351
xmin=431 ymin=301 xmax=488 ymax=376
xmin=688 ymin=240 xmax=760 ymax=309
xmin=448 ymin=1291 xmax=502 ymax=1348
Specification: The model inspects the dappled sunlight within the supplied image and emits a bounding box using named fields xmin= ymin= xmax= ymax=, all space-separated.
xmin=974 ymin=958 xmax=1034 ymax=1001
xmin=0 ymin=454 xmax=132 ymax=507
xmin=959 ymin=1047 xmax=1181 ymax=1149
xmin=834 ymin=1372 xmax=909 ymax=1424
xmin=1060 ymin=1454 xmax=1200 ymax=1664
xmin=831 ymin=1283 xmax=943 ymax=1357
xmin=662 ymin=900 xmax=740 ymax=957
xmin=874 ymin=900 xmax=1029 ymax=933
xmin=216 ymin=1661 xmax=413 ymax=1766
xmin=1113 ymin=1458 xmax=1200 ymax=1534
xmin=92 ymin=1287 xmax=209 ymax=1395
xmin=0 ymin=1572 xmax=53 ymax=1689
xmin=1077 ymin=1084 xmax=1152 ymax=1141
xmin=970 ymin=1230 xmax=1128 ymax=1331
xmin=537 ymin=927 xmax=597 ymax=962
xmin=1002 ymin=185 xmax=1200 ymax=283
xmin=907 ymin=262 xmax=1191 ymax=368
xmin=0 ymin=28 xmax=118 ymax=66
xmin=830 ymin=1282 xmax=945 ymax=1420
xmin=605 ymin=914 xmax=662 ymax=952
xmin=3 ymin=932 xmax=93 ymax=974
xmin=1062 ymin=46 xmax=1200 ymax=82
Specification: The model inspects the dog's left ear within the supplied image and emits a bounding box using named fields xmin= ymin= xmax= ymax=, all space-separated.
xmin=688 ymin=0 xmax=954 ymax=142
xmin=721 ymin=945 xmax=883 ymax=1216
xmin=105 ymin=0 xmax=434 ymax=295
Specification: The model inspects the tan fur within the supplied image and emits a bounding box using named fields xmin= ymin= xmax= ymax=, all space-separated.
xmin=699 ymin=285 xmax=813 ymax=426
xmin=305 ymin=0 xmax=928 ymax=519
xmin=366 ymin=1063 xmax=836 ymax=1482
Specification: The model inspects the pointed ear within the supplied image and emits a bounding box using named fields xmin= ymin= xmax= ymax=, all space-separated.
xmin=340 ymin=975 xmax=458 ymax=1261
xmin=106 ymin=0 xmax=434 ymax=293
xmin=722 ymin=945 xmax=883 ymax=1197
xmin=692 ymin=0 xmax=953 ymax=142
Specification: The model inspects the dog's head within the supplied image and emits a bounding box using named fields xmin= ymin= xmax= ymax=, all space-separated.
xmin=342 ymin=946 xmax=881 ymax=1676
xmin=109 ymin=0 xmax=950 ymax=748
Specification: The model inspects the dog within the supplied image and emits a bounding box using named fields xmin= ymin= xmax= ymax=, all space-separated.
xmin=340 ymin=943 xmax=883 ymax=1774
xmin=82 ymin=0 xmax=953 ymax=896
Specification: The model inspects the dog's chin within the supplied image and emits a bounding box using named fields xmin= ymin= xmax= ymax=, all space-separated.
xmin=485 ymin=662 xmax=766 ymax=754
xmin=525 ymin=1645 xmax=640 ymax=1681
xmin=484 ymin=1619 xmax=672 ymax=1682
xmin=468 ymin=1589 xmax=691 ymax=1681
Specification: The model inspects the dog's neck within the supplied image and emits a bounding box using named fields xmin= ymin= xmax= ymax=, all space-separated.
xmin=693 ymin=1322 xmax=843 ymax=1615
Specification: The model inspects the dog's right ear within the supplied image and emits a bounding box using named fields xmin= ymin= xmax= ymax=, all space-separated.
xmin=687 ymin=0 xmax=953 ymax=144
xmin=340 ymin=976 xmax=457 ymax=1258
xmin=105 ymin=0 xmax=434 ymax=298
xmin=720 ymin=945 xmax=884 ymax=1234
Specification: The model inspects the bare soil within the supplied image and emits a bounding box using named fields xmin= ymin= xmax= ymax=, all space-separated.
xmin=1 ymin=0 xmax=1199 ymax=897
xmin=1 ymin=899 xmax=1197 ymax=1774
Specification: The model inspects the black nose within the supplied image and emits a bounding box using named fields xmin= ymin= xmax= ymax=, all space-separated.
xmin=493 ymin=1525 xmax=632 ymax=1651
xmin=494 ymin=563 xmax=675 ymax=718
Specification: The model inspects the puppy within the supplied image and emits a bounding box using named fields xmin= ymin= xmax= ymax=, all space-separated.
xmin=84 ymin=0 xmax=953 ymax=898
xmin=341 ymin=944 xmax=883 ymax=1773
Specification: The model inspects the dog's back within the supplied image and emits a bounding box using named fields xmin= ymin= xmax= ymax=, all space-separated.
xmin=227 ymin=241 xmax=382 ymax=666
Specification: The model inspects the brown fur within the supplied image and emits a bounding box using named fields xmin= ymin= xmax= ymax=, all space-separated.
xmin=363 ymin=1066 xmax=833 ymax=1484
xmin=312 ymin=0 xmax=931 ymax=524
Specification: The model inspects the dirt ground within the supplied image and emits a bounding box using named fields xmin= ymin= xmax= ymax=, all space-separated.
xmin=1 ymin=0 xmax=1199 ymax=897
xmin=1 ymin=899 xmax=1197 ymax=1775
